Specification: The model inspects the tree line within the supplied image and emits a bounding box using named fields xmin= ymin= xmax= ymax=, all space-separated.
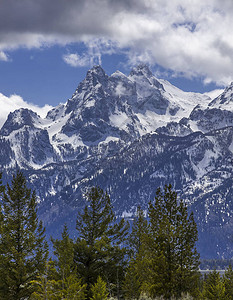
xmin=0 ymin=170 xmax=232 ymax=299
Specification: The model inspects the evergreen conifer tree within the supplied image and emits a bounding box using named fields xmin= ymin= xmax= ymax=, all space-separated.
xmin=124 ymin=206 xmax=148 ymax=299
xmin=223 ymin=265 xmax=233 ymax=300
xmin=0 ymin=170 xmax=48 ymax=299
xmin=128 ymin=206 xmax=148 ymax=259
xmin=123 ymin=257 xmax=145 ymax=300
xmin=52 ymin=224 xmax=75 ymax=282
xmin=47 ymin=224 xmax=87 ymax=299
xmin=202 ymin=269 xmax=225 ymax=300
xmin=91 ymin=276 xmax=108 ymax=300
xmin=146 ymin=184 xmax=200 ymax=299
xmin=74 ymin=186 xmax=129 ymax=299
xmin=31 ymin=259 xmax=87 ymax=300
xmin=175 ymin=202 xmax=200 ymax=297
xmin=30 ymin=260 xmax=60 ymax=299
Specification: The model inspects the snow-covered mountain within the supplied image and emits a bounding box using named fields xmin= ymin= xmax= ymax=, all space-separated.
xmin=1 ymin=64 xmax=232 ymax=258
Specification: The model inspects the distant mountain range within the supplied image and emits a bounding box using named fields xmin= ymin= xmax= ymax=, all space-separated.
xmin=1 ymin=64 xmax=233 ymax=258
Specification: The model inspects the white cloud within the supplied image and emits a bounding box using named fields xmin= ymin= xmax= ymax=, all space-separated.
xmin=1 ymin=0 xmax=233 ymax=85
xmin=63 ymin=53 xmax=89 ymax=67
xmin=0 ymin=51 xmax=9 ymax=61
xmin=63 ymin=51 xmax=102 ymax=68
xmin=115 ymin=82 xmax=127 ymax=96
xmin=63 ymin=39 xmax=116 ymax=67
xmin=0 ymin=93 xmax=53 ymax=128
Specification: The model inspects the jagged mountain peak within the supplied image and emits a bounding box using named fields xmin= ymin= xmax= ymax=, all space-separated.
xmin=129 ymin=64 xmax=165 ymax=92
xmin=87 ymin=65 xmax=106 ymax=76
xmin=42 ymin=64 xmax=214 ymax=143
xmin=111 ymin=70 xmax=125 ymax=75
xmin=209 ymin=82 xmax=233 ymax=109
xmin=0 ymin=108 xmax=41 ymax=136
xmin=129 ymin=63 xmax=153 ymax=78
xmin=87 ymin=65 xmax=105 ymax=75
xmin=62 ymin=65 xmax=108 ymax=115
xmin=70 ymin=65 xmax=108 ymax=99
xmin=110 ymin=70 xmax=128 ymax=80
xmin=84 ymin=65 xmax=108 ymax=86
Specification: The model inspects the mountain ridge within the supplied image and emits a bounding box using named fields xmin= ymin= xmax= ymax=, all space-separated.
xmin=1 ymin=64 xmax=232 ymax=258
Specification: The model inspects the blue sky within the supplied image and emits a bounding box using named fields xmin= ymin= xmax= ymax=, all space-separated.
xmin=0 ymin=43 xmax=222 ymax=108
xmin=0 ymin=0 xmax=232 ymax=120
xmin=0 ymin=44 xmax=130 ymax=107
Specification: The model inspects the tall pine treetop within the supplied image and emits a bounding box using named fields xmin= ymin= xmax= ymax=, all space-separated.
xmin=74 ymin=186 xmax=129 ymax=299
xmin=146 ymin=184 xmax=200 ymax=298
xmin=0 ymin=170 xmax=48 ymax=299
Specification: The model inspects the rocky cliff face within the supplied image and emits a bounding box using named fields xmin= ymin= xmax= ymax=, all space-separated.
xmin=1 ymin=64 xmax=233 ymax=258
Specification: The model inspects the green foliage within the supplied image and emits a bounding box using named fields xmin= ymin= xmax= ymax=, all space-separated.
xmin=224 ymin=265 xmax=233 ymax=299
xmin=124 ymin=258 xmax=142 ymax=299
xmin=143 ymin=184 xmax=200 ymax=299
xmin=31 ymin=274 xmax=86 ymax=300
xmin=60 ymin=274 xmax=86 ymax=300
xmin=30 ymin=260 xmax=86 ymax=299
xmin=30 ymin=260 xmax=59 ymax=299
xmin=128 ymin=206 xmax=148 ymax=259
xmin=30 ymin=279 xmax=60 ymax=300
xmin=124 ymin=206 xmax=149 ymax=299
xmin=0 ymin=170 xmax=48 ymax=299
xmin=202 ymin=269 xmax=225 ymax=300
xmin=0 ymin=176 xmax=205 ymax=300
xmin=91 ymin=276 xmax=108 ymax=300
xmin=51 ymin=224 xmax=75 ymax=281
xmin=74 ymin=186 xmax=129 ymax=298
xmin=32 ymin=224 xmax=88 ymax=299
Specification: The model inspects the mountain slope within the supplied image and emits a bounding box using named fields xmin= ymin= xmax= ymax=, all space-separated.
xmin=1 ymin=65 xmax=232 ymax=258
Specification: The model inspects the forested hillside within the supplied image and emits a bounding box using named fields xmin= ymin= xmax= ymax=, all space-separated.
xmin=0 ymin=171 xmax=233 ymax=299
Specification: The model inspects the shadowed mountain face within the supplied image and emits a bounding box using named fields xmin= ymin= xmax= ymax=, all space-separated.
xmin=1 ymin=65 xmax=233 ymax=258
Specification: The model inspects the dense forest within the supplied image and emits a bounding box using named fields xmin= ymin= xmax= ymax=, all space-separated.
xmin=0 ymin=171 xmax=232 ymax=299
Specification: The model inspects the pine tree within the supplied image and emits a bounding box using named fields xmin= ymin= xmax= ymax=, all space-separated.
xmin=175 ymin=202 xmax=200 ymax=297
xmin=202 ymin=269 xmax=225 ymax=300
xmin=60 ymin=274 xmax=86 ymax=300
xmin=31 ymin=259 xmax=87 ymax=300
xmin=91 ymin=276 xmax=108 ymax=300
xmin=145 ymin=184 xmax=200 ymax=299
xmin=74 ymin=186 xmax=129 ymax=299
xmin=124 ymin=206 xmax=148 ymax=299
xmin=51 ymin=224 xmax=75 ymax=282
xmin=223 ymin=265 xmax=233 ymax=300
xmin=30 ymin=260 xmax=59 ymax=300
xmin=0 ymin=170 xmax=48 ymax=299
xmin=46 ymin=224 xmax=87 ymax=299
xmin=128 ymin=206 xmax=148 ymax=259
xmin=123 ymin=257 xmax=145 ymax=300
